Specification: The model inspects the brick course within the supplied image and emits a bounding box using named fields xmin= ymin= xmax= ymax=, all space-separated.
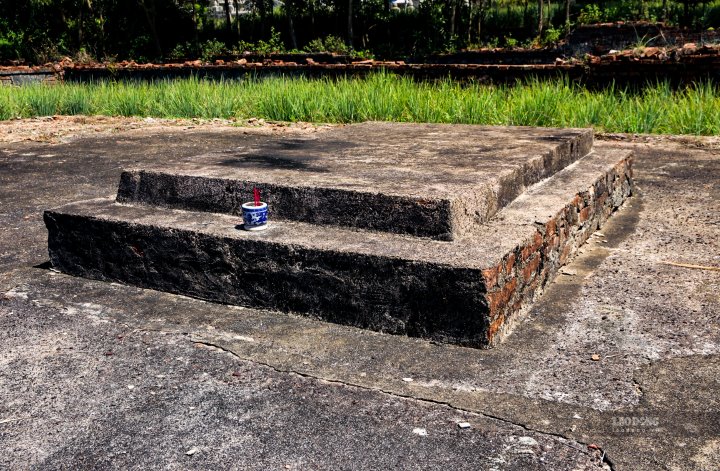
xmin=483 ymin=154 xmax=633 ymax=345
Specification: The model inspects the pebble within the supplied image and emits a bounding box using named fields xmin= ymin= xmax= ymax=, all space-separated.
xmin=518 ymin=436 xmax=538 ymax=447
xmin=412 ymin=428 xmax=428 ymax=436
xmin=185 ymin=447 xmax=199 ymax=456
xmin=591 ymin=354 xmax=601 ymax=361
xmin=402 ymin=377 xmax=414 ymax=382
xmin=457 ymin=422 xmax=471 ymax=429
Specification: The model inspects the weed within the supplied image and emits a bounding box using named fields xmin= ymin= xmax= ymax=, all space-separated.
xmin=25 ymin=88 xmax=58 ymax=117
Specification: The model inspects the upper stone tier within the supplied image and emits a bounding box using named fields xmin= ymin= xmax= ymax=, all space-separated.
xmin=117 ymin=122 xmax=593 ymax=240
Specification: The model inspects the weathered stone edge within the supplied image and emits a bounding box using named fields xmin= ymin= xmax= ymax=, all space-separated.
xmin=451 ymin=129 xmax=595 ymax=238
xmin=483 ymin=152 xmax=634 ymax=346
xmin=44 ymin=209 xmax=492 ymax=347
xmin=115 ymin=130 xmax=593 ymax=241
xmin=117 ymin=170 xmax=456 ymax=240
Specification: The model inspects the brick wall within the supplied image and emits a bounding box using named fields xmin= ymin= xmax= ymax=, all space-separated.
xmin=483 ymin=155 xmax=634 ymax=346
xmin=567 ymin=22 xmax=720 ymax=56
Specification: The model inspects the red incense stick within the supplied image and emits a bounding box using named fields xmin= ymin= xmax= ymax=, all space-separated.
xmin=253 ymin=187 xmax=261 ymax=206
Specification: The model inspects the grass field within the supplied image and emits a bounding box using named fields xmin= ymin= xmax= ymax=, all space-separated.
xmin=1 ymin=74 xmax=719 ymax=135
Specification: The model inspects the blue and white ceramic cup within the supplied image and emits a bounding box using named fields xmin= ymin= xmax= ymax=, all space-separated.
xmin=242 ymin=202 xmax=268 ymax=231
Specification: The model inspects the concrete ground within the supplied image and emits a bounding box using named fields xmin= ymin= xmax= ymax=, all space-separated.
xmin=0 ymin=120 xmax=718 ymax=470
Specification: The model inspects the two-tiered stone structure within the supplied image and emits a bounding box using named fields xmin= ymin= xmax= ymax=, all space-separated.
xmin=44 ymin=123 xmax=633 ymax=347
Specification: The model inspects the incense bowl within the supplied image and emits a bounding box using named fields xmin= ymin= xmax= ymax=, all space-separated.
xmin=242 ymin=202 xmax=268 ymax=231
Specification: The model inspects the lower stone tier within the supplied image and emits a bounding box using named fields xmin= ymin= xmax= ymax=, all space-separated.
xmin=44 ymin=148 xmax=633 ymax=348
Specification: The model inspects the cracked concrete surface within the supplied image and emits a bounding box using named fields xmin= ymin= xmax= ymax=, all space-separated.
xmin=0 ymin=124 xmax=719 ymax=470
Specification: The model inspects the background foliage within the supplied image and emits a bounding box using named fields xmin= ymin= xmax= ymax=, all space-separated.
xmin=1 ymin=0 xmax=720 ymax=63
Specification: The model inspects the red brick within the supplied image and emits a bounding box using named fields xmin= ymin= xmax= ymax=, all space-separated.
xmin=559 ymin=243 xmax=572 ymax=265
xmin=549 ymin=234 xmax=559 ymax=249
xmin=596 ymin=193 xmax=608 ymax=208
xmin=482 ymin=265 xmax=500 ymax=288
xmin=545 ymin=218 xmax=557 ymax=236
xmin=579 ymin=206 xmax=591 ymax=223
xmin=528 ymin=277 xmax=540 ymax=294
xmin=505 ymin=253 xmax=516 ymax=274
xmin=544 ymin=235 xmax=559 ymax=257
xmin=486 ymin=278 xmax=517 ymax=316
xmin=539 ymin=266 xmax=549 ymax=285
xmin=572 ymin=195 xmax=583 ymax=208
xmin=521 ymin=245 xmax=533 ymax=262
xmin=505 ymin=277 xmax=518 ymax=298
xmin=522 ymin=254 xmax=541 ymax=282
xmin=487 ymin=313 xmax=505 ymax=341
xmin=486 ymin=290 xmax=502 ymax=315
xmin=521 ymin=232 xmax=544 ymax=262
xmin=532 ymin=231 xmax=543 ymax=251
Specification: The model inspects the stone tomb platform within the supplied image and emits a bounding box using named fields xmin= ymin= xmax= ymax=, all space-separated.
xmin=44 ymin=123 xmax=633 ymax=347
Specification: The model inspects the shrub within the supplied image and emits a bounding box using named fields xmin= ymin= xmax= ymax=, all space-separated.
xmin=169 ymin=42 xmax=193 ymax=60
xmin=73 ymin=47 xmax=95 ymax=65
xmin=578 ymin=4 xmax=603 ymax=25
xmin=0 ymin=29 xmax=24 ymax=61
xmin=305 ymin=35 xmax=350 ymax=54
xmin=200 ymin=40 xmax=226 ymax=62
xmin=254 ymin=28 xmax=285 ymax=54
xmin=542 ymin=27 xmax=563 ymax=46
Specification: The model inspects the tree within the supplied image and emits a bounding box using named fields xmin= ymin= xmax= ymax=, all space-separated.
xmin=285 ymin=0 xmax=298 ymax=49
xmin=137 ymin=0 xmax=163 ymax=57
xmin=565 ymin=0 xmax=570 ymax=29
xmin=537 ymin=0 xmax=543 ymax=35
xmin=233 ymin=0 xmax=241 ymax=37
xmin=223 ymin=0 xmax=233 ymax=38
xmin=469 ymin=0 xmax=490 ymax=43
xmin=347 ymin=0 xmax=353 ymax=47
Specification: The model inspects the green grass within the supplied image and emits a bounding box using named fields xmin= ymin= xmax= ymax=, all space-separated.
xmin=1 ymin=74 xmax=720 ymax=135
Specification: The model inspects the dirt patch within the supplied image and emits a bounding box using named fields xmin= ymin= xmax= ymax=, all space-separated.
xmin=0 ymin=115 xmax=335 ymax=144
xmin=597 ymin=132 xmax=720 ymax=152
xmin=3 ymin=116 xmax=720 ymax=151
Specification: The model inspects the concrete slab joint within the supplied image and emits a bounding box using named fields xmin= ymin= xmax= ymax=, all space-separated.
xmin=44 ymin=122 xmax=633 ymax=348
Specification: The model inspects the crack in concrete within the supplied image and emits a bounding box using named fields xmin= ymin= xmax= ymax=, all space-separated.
xmin=189 ymin=336 xmax=612 ymax=469
xmin=4 ymin=272 xmax=624 ymax=470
